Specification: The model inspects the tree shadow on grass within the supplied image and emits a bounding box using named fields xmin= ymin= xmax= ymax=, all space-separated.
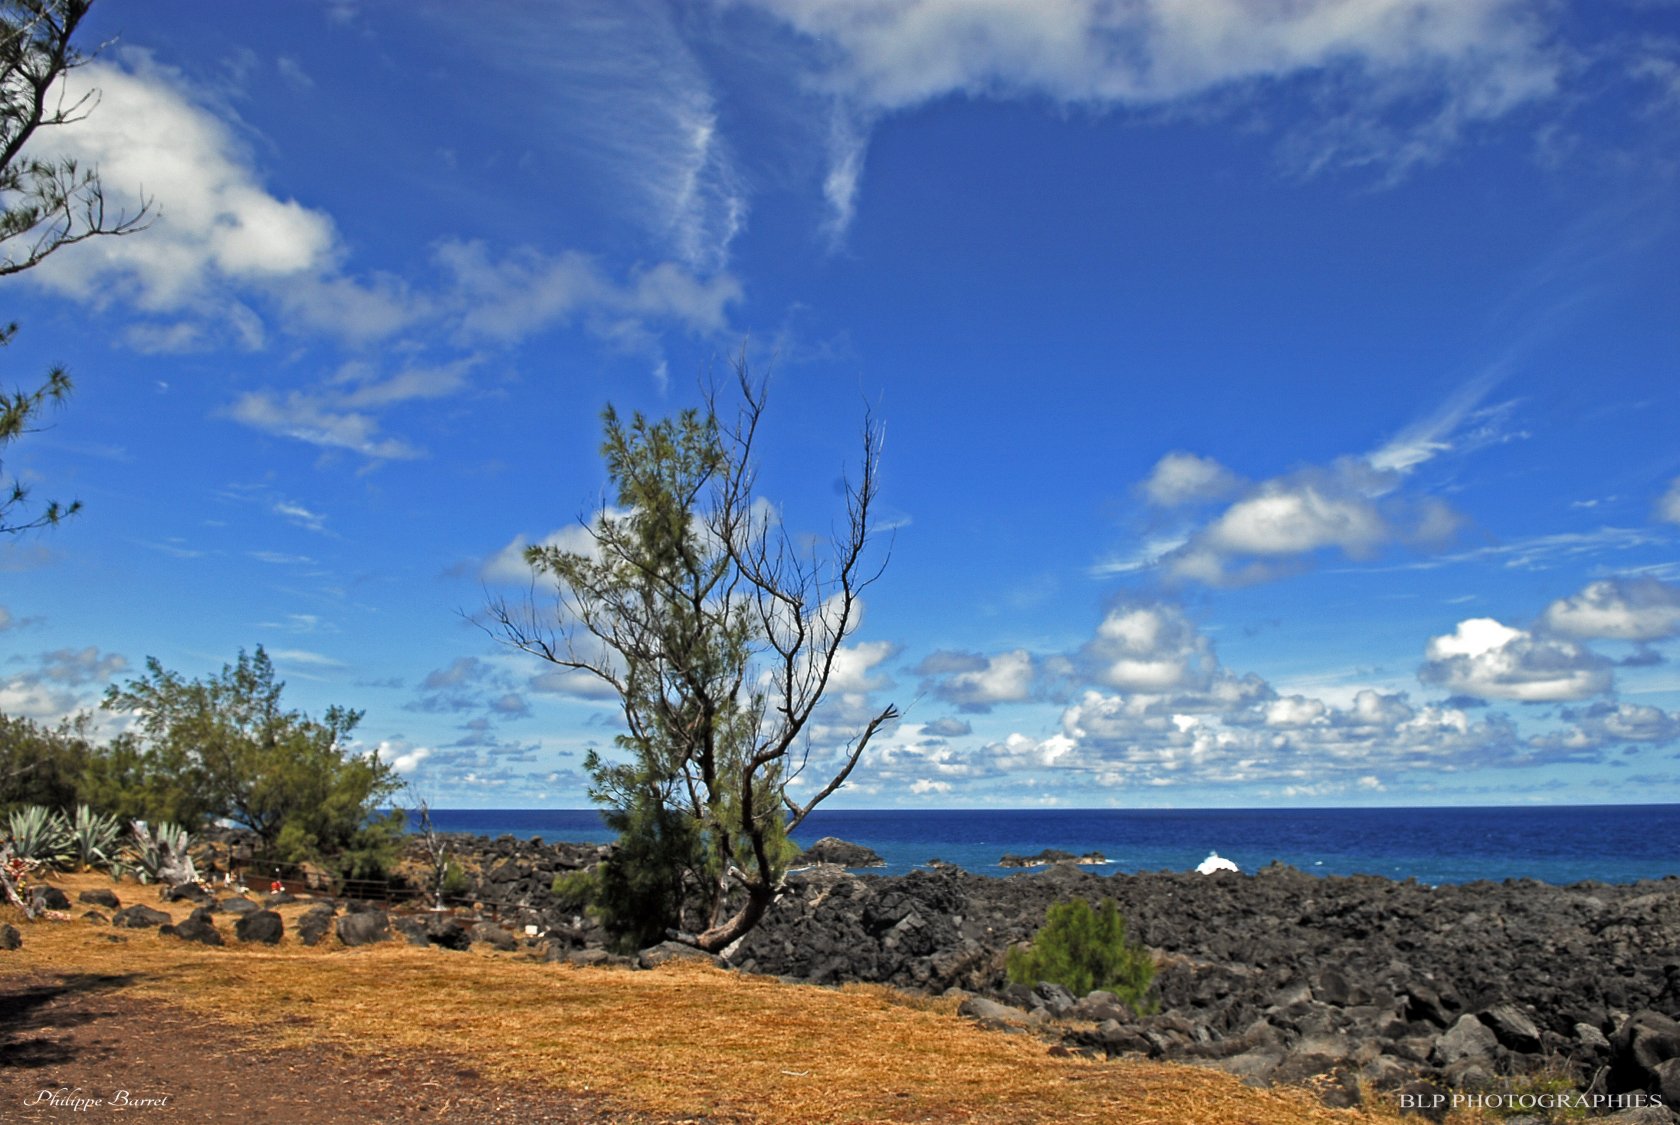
xmin=0 ymin=972 xmax=143 ymax=1069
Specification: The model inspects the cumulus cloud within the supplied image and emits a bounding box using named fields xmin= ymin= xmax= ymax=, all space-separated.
xmin=827 ymin=640 xmax=899 ymax=694
xmin=1542 ymin=577 xmax=1680 ymax=643
xmin=481 ymin=518 xmax=624 ymax=585
xmin=0 ymin=647 xmax=130 ymax=720
xmin=377 ymin=740 xmax=433 ymax=776
xmin=869 ymin=586 xmax=1680 ymax=798
xmin=1419 ymin=617 xmax=1612 ymax=702
xmin=915 ymin=648 xmax=1037 ymax=712
xmin=410 ymin=655 xmax=530 ymax=718
xmin=1079 ymin=602 xmax=1216 ymax=692
xmin=1156 ymin=457 xmax=1461 ymax=587
xmin=1140 ymin=452 xmax=1245 ymax=508
xmin=1529 ymin=702 xmax=1680 ymax=758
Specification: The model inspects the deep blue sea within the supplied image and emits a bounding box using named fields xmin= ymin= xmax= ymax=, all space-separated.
xmin=417 ymin=805 xmax=1680 ymax=886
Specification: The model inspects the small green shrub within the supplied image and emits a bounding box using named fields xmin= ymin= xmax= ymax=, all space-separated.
xmin=1006 ymin=897 xmax=1156 ymax=1010
xmin=551 ymin=868 xmax=600 ymax=914
xmin=440 ymin=859 xmax=471 ymax=901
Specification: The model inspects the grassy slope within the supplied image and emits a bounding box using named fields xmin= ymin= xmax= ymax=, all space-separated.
xmin=2 ymin=873 xmax=1453 ymax=1124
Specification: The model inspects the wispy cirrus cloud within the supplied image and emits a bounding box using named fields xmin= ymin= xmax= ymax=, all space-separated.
xmin=737 ymin=0 xmax=1563 ymax=240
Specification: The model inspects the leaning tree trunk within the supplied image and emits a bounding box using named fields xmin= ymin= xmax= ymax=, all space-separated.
xmin=692 ymin=881 xmax=774 ymax=953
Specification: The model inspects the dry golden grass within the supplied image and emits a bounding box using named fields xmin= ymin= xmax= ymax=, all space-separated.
xmin=2 ymin=873 xmax=1465 ymax=1124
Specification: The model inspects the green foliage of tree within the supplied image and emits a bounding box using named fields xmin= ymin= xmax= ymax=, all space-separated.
xmin=101 ymin=647 xmax=400 ymax=863
xmin=0 ymin=346 xmax=80 ymax=533
xmin=591 ymin=795 xmax=706 ymax=952
xmin=0 ymin=710 xmax=91 ymax=812
xmin=0 ymin=1 xmax=151 ymax=534
xmin=491 ymin=361 xmax=896 ymax=952
xmin=76 ymin=729 xmax=200 ymax=827
xmin=1006 ymin=898 xmax=1157 ymax=1009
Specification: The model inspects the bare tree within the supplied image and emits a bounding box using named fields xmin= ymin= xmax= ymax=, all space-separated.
xmin=403 ymin=782 xmax=454 ymax=911
xmin=488 ymin=358 xmax=897 ymax=952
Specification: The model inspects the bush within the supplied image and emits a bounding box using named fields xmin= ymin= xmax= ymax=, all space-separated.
xmin=1006 ymin=897 xmax=1156 ymax=1010
xmin=439 ymin=859 xmax=471 ymax=901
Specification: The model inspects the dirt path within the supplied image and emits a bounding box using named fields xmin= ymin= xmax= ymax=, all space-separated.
xmin=0 ymin=971 xmax=670 ymax=1124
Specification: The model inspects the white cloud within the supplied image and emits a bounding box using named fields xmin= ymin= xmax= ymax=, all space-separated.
xmin=1140 ymin=452 xmax=1245 ymax=508
xmin=827 ymin=640 xmax=899 ymax=694
xmin=435 ymin=240 xmax=741 ymax=344
xmin=379 ymin=741 xmax=433 ymax=775
xmin=1081 ymin=602 xmax=1215 ymax=692
xmin=1659 ymin=477 xmax=1680 ymax=525
xmin=24 ymin=54 xmax=337 ymax=317
xmin=1157 ymin=457 xmax=1461 ymax=587
xmin=424 ymin=0 xmax=748 ymax=273
xmin=1530 ymin=702 xmax=1680 ymax=757
xmin=1542 ymin=577 xmax=1680 ymax=642
xmin=24 ymin=50 xmax=742 ymax=464
xmin=1420 ymin=617 xmax=1612 ymax=702
xmin=916 ymin=648 xmax=1036 ymax=711
xmin=0 ymin=647 xmax=130 ymax=721
xmin=482 ymin=519 xmax=624 ymax=585
xmin=227 ymin=390 xmax=422 ymax=461
xmin=743 ymin=0 xmax=1560 ymax=238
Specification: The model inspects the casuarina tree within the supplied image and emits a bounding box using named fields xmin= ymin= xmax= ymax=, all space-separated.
xmin=490 ymin=360 xmax=897 ymax=952
xmin=1 ymin=0 xmax=152 ymax=534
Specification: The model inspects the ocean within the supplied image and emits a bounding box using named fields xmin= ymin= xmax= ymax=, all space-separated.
xmin=418 ymin=804 xmax=1680 ymax=886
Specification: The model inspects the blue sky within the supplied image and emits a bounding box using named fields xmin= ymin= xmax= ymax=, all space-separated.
xmin=3 ymin=0 xmax=1679 ymax=809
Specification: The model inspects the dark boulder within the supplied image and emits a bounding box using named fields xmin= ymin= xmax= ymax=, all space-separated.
xmin=1431 ymin=1014 xmax=1497 ymax=1067
xmin=112 ymin=904 xmax=172 ymax=929
xmin=235 ymin=910 xmax=284 ymax=945
xmin=163 ymin=907 xmax=223 ymax=946
xmin=78 ymin=887 xmax=121 ymax=909
xmin=1478 ymin=1002 xmax=1543 ymax=1054
xmin=336 ymin=910 xmax=389 ymax=947
xmin=1610 ymin=1010 xmax=1680 ymax=1095
xmin=0 ymin=922 xmax=20 ymax=950
xmin=217 ymin=896 xmax=260 ymax=916
xmin=162 ymin=882 xmax=211 ymax=904
xmin=296 ymin=904 xmax=336 ymax=947
xmin=28 ymin=884 xmax=70 ymax=912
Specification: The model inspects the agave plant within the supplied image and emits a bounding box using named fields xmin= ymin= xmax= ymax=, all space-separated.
xmin=67 ymin=804 xmax=123 ymax=872
xmin=123 ymin=820 xmax=198 ymax=885
xmin=4 ymin=805 xmax=72 ymax=868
